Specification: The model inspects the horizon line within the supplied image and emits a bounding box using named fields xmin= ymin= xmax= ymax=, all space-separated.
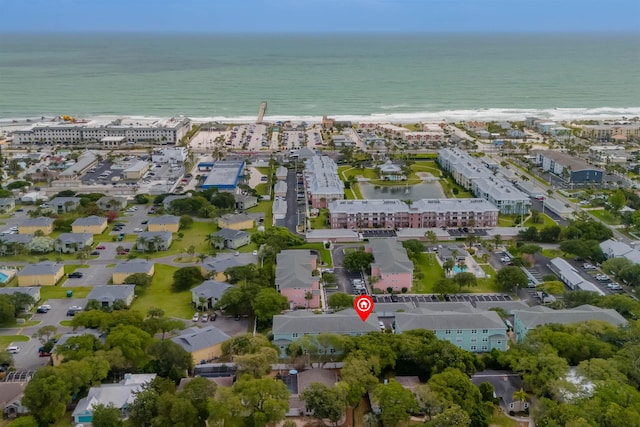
xmin=2 ymin=30 xmax=639 ymax=35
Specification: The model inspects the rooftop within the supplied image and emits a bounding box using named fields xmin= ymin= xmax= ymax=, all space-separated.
xmin=369 ymin=239 xmax=413 ymax=274
xmin=514 ymin=304 xmax=628 ymax=330
xmin=171 ymin=326 xmax=231 ymax=353
xmin=276 ymin=250 xmax=315 ymax=289
xmin=147 ymin=214 xmax=180 ymax=225
xmin=192 ymin=280 xmax=233 ymax=301
xmin=72 ymin=216 xmax=107 ymax=226
xmin=18 ymin=261 xmax=62 ymax=276
xmin=273 ymin=309 xmax=380 ymax=335
xmin=114 ymin=259 xmax=154 ymax=274
xmin=88 ymin=285 xmax=135 ymax=302
xmin=396 ymin=306 xmax=506 ymax=331
xmin=535 ymin=150 xmax=603 ymax=172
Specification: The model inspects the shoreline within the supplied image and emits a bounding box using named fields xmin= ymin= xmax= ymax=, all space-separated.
xmin=1 ymin=107 xmax=640 ymax=128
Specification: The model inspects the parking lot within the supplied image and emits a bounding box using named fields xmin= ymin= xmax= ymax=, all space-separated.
xmin=62 ymin=264 xmax=113 ymax=287
xmin=361 ymin=230 xmax=397 ymax=238
xmin=282 ymin=131 xmax=305 ymax=150
xmin=447 ymin=228 xmax=488 ymax=237
xmin=373 ymin=294 xmax=512 ymax=304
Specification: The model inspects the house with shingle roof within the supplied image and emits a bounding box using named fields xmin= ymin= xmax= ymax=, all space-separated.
xmin=17 ymin=261 xmax=64 ymax=287
xmin=19 ymin=217 xmax=54 ymax=235
xmin=112 ymin=260 xmax=154 ymax=285
xmin=274 ymin=181 xmax=288 ymax=198
xmin=54 ymin=233 xmax=93 ymax=253
xmin=191 ymin=280 xmax=232 ymax=309
xmin=234 ymin=194 xmax=258 ymax=210
xmin=97 ymin=196 xmax=128 ymax=211
xmin=0 ymin=382 xmax=29 ymax=419
xmin=368 ymin=239 xmax=414 ymax=293
xmin=471 ymin=370 xmax=530 ymax=412
xmin=273 ymin=309 xmax=379 ymax=356
xmin=217 ymin=213 xmax=254 ymax=231
xmin=71 ymin=216 xmax=108 ymax=234
xmin=212 ymin=228 xmax=250 ymax=249
xmin=395 ymin=304 xmax=508 ymax=352
xmin=0 ymin=234 xmax=33 ymax=254
xmin=286 ymin=368 xmax=339 ymax=417
xmin=513 ymin=304 xmax=627 ymax=343
xmin=48 ymin=197 xmax=81 ymax=214
xmin=276 ymin=250 xmax=320 ymax=309
xmin=87 ymin=285 xmax=135 ymax=307
xmin=170 ymin=326 xmax=230 ymax=364
xmin=0 ymin=198 xmax=15 ymax=213
xmin=136 ymin=231 xmax=172 ymax=252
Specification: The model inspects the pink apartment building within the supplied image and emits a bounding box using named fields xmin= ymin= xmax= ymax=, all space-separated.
xmin=368 ymin=239 xmax=414 ymax=293
xmin=276 ymin=250 xmax=321 ymax=309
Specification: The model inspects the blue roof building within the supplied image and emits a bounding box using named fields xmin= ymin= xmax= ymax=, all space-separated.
xmin=201 ymin=160 xmax=245 ymax=190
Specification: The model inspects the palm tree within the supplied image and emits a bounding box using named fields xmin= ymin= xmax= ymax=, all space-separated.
xmin=0 ymin=236 xmax=6 ymax=256
xmin=443 ymin=259 xmax=455 ymax=273
xmin=197 ymin=253 xmax=208 ymax=264
xmin=151 ymin=235 xmax=163 ymax=252
xmin=197 ymin=297 xmax=208 ymax=313
xmin=493 ymin=234 xmax=502 ymax=250
xmin=137 ymin=236 xmax=148 ymax=253
xmin=362 ymin=412 xmax=378 ymax=427
xmin=512 ymin=388 xmax=529 ymax=406
xmin=208 ymin=234 xmax=225 ymax=250
xmin=424 ymin=230 xmax=438 ymax=245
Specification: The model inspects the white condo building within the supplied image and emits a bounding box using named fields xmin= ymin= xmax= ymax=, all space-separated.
xmin=14 ymin=117 xmax=191 ymax=146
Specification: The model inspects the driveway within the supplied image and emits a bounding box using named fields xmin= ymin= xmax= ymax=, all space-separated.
xmin=62 ymin=265 xmax=112 ymax=287
xmin=284 ymin=169 xmax=300 ymax=234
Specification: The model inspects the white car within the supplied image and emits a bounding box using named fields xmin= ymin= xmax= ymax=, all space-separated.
xmin=191 ymin=313 xmax=200 ymax=322
xmin=6 ymin=346 xmax=20 ymax=354
xmin=252 ymin=250 xmax=258 ymax=256
xmin=378 ymin=321 xmax=386 ymax=331
xmin=133 ymin=228 xmax=143 ymax=232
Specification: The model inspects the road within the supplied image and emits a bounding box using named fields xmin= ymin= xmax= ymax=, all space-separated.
xmin=284 ymin=169 xmax=300 ymax=234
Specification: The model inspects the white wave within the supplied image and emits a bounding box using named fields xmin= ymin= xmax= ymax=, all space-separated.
xmin=3 ymin=107 xmax=640 ymax=127
xmin=379 ymin=104 xmax=409 ymax=110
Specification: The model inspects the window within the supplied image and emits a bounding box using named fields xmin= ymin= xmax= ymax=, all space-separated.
xmin=470 ymin=345 xmax=477 ymax=351
xmin=471 ymin=338 xmax=477 ymax=343
xmin=456 ymin=330 xmax=463 ymax=334
xmin=456 ymin=337 xmax=462 ymax=342
xmin=481 ymin=345 xmax=488 ymax=351
xmin=482 ymin=337 xmax=488 ymax=342
xmin=471 ymin=329 xmax=477 ymax=334
xmin=292 ymin=333 xmax=298 ymax=338
xmin=445 ymin=330 xmax=451 ymax=335
xmin=482 ymin=329 xmax=488 ymax=333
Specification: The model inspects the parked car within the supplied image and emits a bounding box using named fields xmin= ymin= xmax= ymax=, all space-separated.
xmin=96 ymin=245 xmax=106 ymax=250
xmin=91 ymin=251 xmax=100 ymax=256
xmin=191 ymin=313 xmax=200 ymax=322
xmin=210 ymin=313 xmax=217 ymax=321
xmin=38 ymin=347 xmax=51 ymax=357
xmin=68 ymin=271 xmax=83 ymax=278
xmin=596 ymin=274 xmax=609 ymax=281
xmin=36 ymin=305 xmax=50 ymax=314
xmin=583 ymin=263 xmax=596 ymax=270
xmin=6 ymin=346 xmax=20 ymax=354
xmin=201 ymin=314 xmax=209 ymax=323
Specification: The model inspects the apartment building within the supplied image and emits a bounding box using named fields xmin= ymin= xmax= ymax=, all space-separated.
xmin=14 ymin=117 xmax=191 ymax=146
xmin=580 ymin=123 xmax=640 ymax=142
xmin=438 ymin=148 xmax=530 ymax=215
xmin=275 ymin=250 xmax=321 ymax=309
xmin=534 ymin=150 xmax=603 ymax=184
xmin=304 ymin=156 xmax=344 ymax=208
xmin=368 ymin=239 xmax=414 ymax=293
xmin=328 ymin=198 xmax=499 ymax=229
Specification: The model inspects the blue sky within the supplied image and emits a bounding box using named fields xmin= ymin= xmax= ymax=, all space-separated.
xmin=1 ymin=0 xmax=638 ymax=33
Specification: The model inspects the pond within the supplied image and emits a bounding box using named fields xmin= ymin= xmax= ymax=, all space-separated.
xmin=359 ymin=181 xmax=445 ymax=201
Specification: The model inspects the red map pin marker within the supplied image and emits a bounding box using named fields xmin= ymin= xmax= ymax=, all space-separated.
xmin=354 ymin=295 xmax=374 ymax=322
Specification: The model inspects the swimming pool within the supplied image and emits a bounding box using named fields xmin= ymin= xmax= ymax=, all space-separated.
xmin=0 ymin=272 xmax=8 ymax=283
xmin=452 ymin=266 xmax=467 ymax=274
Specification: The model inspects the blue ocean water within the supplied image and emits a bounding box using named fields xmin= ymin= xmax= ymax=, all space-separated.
xmin=0 ymin=33 xmax=639 ymax=121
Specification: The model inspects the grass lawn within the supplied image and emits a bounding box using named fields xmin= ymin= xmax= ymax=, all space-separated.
xmin=247 ymin=201 xmax=273 ymax=229
xmin=59 ymin=320 xmax=73 ymax=327
xmin=0 ymin=335 xmax=30 ymax=347
xmin=439 ymin=177 xmax=472 ymax=198
xmin=131 ymin=264 xmax=193 ymax=319
xmin=588 ymin=209 xmax=621 ymax=225
xmin=40 ymin=286 xmax=91 ymax=300
xmin=293 ymin=242 xmax=333 ymax=267
xmin=542 ymin=248 xmax=563 ymax=258
xmin=410 ymin=161 xmax=442 ymax=177
xmin=523 ymin=213 xmax=557 ymax=229
xmin=310 ymin=209 xmax=330 ymax=229
xmin=490 ymin=410 xmax=520 ymax=427
xmin=146 ymin=221 xmax=215 ymax=259
xmin=255 ymin=182 xmax=271 ymax=196
xmin=254 ymin=166 xmax=272 ymax=176
xmin=412 ymin=253 xmax=444 ymax=293
xmin=498 ymin=215 xmax=520 ymax=227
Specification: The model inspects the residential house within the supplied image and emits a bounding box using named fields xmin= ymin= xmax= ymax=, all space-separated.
xmin=0 ymin=234 xmax=33 ymax=254
xmin=17 ymin=261 xmax=63 ymax=286
xmin=54 ymin=233 xmax=93 ymax=254
xmin=548 ymin=257 xmax=604 ymax=295
xmin=170 ymin=326 xmax=231 ymax=365
xmin=234 ymin=194 xmax=258 ymax=210
xmin=275 ymin=166 xmax=288 ymax=181
xmin=276 ymin=250 xmax=320 ymax=309
xmin=19 ymin=217 xmax=54 ymax=235
xmin=48 ymin=197 xmax=81 ymax=214
xmin=600 ymin=239 xmax=640 ymax=264
xmin=72 ymin=374 xmax=157 ymax=425
xmin=396 ymin=304 xmax=508 ymax=352
xmin=87 ymin=285 xmax=135 ymax=307
xmin=274 ymin=181 xmax=288 ymax=198
xmin=506 ymin=129 xmax=525 ymax=139
xmin=438 ymin=246 xmax=469 ymax=263
xmin=512 ymin=305 xmax=628 ymax=343
xmin=191 ymin=280 xmax=232 ymax=309
xmin=0 ymin=382 xmax=28 ymax=419
xmin=217 ymin=213 xmax=254 ymax=231
xmin=0 ymin=198 xmax=15 ymax=213
xmin=0 ymin=287 xmax=41 ymax=310
xmin=97 ymin=196 xmax=128 ymax=211
xmin=286 ymin=369 xmax=339 ymax=417
xmin=147 ymin=215 xmax=180 ymax=233
xmin=272 ymin=309 xmax=379 ymax=356
xmin=163 ymin=194 xmax=192 ymax=210
xmin=136 ymin=231 xmax=173 ymax=252
xmin=112 ymin=259 xmax=155 ymax=285
xmin=272 ymin=198 xmax=288 ymax=226
xmin=471 ymin=371 xmax=530 ymax=412
xmin=368 ymin=239 xmax=414 ymax=293
xmin=71 ymin=216 xmax=108 ymax=234
xmin=212 ymin=228 xmax=250 ymax=249
xmin=200 ymin=253 xmax=255 ymax=282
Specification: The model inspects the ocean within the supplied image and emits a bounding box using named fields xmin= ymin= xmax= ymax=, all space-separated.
xmin=1 ymin=33 xmax=639 ymax=122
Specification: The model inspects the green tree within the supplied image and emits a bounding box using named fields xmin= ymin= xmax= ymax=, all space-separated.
xmin=7 ymin=416 xmax=39 ymax=427
xmin=372 ymin=379 xmax=419 ymax=427
xmin=105 ymin=324 xmax=152 ymax=369
xmin=496 ymin=266 xmax=528 ymax=292
xmin=154 ymin=393 xmax=200 ymax=427
xmin=172 ymin=267 xmax=203 ymax=292
xmin=179 ymin=377 xmax=217 ymax=422
xmin=608 ymin=189 xmax=627 ymax=215
xmin=301 ymin=382 xmax=349 ymax=426
xmin=10 ymin=292 xmax=36 ymax=317
xmin=179 ymin=215 xmax=194 ymax=229
xmin=91 ymin=403 xmax=124 ymax=427
xmin=54 ymin=334 xmax=103 ymax=361
xmin=232 ymin=375 xmax=290 ymax=426
xmin=123 ymin=273 xmax=152 ymax=287
xmin=341 ymin=352 xmax=380 ymax=417
xmin=146 ymin=339 xmax=194 ymax=382
xmin=234 ymin=347 xmax=279 ymax=378
xmin=251 ymin=288 xmax=288 ymax=322
xmin=22 ymin=367 xmax=71 ymax=425
xmin=129 ymin=386 xmax=160 ymax=427
xmin=402 ymin=239 xmax=424 ymax=258
xmin=425 ymin=231 xmax=439 ymax=245
xmin=32 ymin=325 xmax=57 ymax=344
xmin=427 ymin=405 xmax=471 ymax=427
xmin=452 ymin=272 xmax=477 ymax=292
xmin=343 ymin=248 xmax=374 ymax=273
xmin=327 ymin=292 xmax=354 ymax=310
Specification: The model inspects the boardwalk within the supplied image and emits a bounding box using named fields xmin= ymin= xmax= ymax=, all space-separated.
xmin=256 ymin=101 xmax=267 ymax=124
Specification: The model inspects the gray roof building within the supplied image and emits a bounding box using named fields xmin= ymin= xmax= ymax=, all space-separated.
xmin=147 ymin=215 xmax=180 ymax=226
xmin=548 ymin=257 xmax=604 ymax=295
xmin=163 ymin=194 xmax=192 ymax=209
xmin=369 ymin=239 xmax=413 ymax=274
xmin=71 ymin=216 xmax=107 ymax=227
xmin=87 ymin=285 xmax=135 ymax=306
xmin=276 ymin=250 xmax=315 ymax=290
xmin=0 ymin=197 xmax=15 ymax=208
xmin=513 ymin=304 xmax=628 ymax=343
xmin=0 ymin=234 xmax=33 ymax=245
xmin=0 ymin=287 xmax=41 ymax=300
xmin=274 ymin=181 xmax=288 ymax=195
xmin=59 ymin=151 xmax=98 ymax=178
xmin=97 ymin=196 xmax=128 ymax=211
xmin=55 ymin=232 xmax=93 ymax=245
xmin=273 ymin=309 xmax=380 ymax=336
xmin=20 ymin=217 xmax=54 ymax=228
xmin=192 ymin=280 xmax=232 ymax=305
xmin=474 ymin=300 xmax=530 ymax=314
xmin=18 ymin=261 xmax=62 ymax=277
xmin=471 ymin=371 xmax=529 ymax=412
xmin=600 ymin=239 xmax=640 ymax=264
xmin=170 ymin=326 xmax=231 ymax=353
xmin=48 ymin=197 xmax=81 ymax=209
xmin=114 ymin=259 xmax=154 ymax=275
xmin=395 ymin=306 xmax=506 ymax=331
xmin=201 ymin=253 xmax=255 ymax=275
xmin=276 ymin=166 xmax=288 ymax=179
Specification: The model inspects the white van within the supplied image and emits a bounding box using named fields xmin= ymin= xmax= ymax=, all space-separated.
xmin=6 ymin=346 xmax=20 ymax=354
